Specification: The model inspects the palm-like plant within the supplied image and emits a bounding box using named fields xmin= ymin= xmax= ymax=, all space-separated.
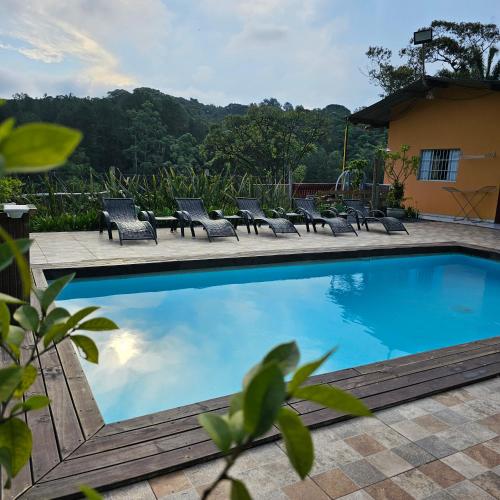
xmin=467 ymin=46 xmax=500 ymax=80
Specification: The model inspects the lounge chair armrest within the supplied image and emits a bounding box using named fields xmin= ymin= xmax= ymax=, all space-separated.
xmin=140 ymin=210 xmax=156 ymax=228
xmin=175 ymin=210 xmax=192 ymax=224
xmin=323 ymin=208 xmax=338 ymax=217
xmin=210 ymin=209 xmax=224 ymax=220
xmin=238 ymin=209 xmax=254 ymax=223
xmin=270 ymin=208 xmax=285 ymax=218
xmin=369 ymin=209 xmax=386 ymax=217
xmin=346 ymin=207 xmax=363 ymax=219
xmin=101 ymin=210 xmax=111 ymax=226
xmin=273 ymin=207 xmax=287 ymax=218
xmin=296 ymin=207 xmax=314 ymax=223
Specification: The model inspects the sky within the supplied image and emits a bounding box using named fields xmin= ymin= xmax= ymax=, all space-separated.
xmin=0 ymin=0 xmax=498 ymax=111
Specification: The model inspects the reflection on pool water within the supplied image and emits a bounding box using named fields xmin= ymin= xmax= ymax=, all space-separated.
xmin=56 ymin=253 xmax=500 ymax=423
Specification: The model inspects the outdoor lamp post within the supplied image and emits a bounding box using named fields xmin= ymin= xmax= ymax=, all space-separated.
xmin=413 ymin=28 xmax=433 ymax=79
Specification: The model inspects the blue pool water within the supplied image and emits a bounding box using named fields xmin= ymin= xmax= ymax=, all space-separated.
xmin=56 ymin=253 xmax=500 ymax=423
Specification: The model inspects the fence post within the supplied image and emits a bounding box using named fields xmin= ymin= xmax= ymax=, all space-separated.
xmin=371 ymin=156 xmax=381 ymax=210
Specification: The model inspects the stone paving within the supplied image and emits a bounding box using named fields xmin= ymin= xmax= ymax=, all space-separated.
xmin=30 ymin=220 xmax=499 ymax=267
xmin=104 ymin=378 xmax=500 ymax=499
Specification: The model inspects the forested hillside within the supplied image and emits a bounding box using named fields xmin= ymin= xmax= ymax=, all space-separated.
xmin=0 ymin=88 xmax=385 ymax=182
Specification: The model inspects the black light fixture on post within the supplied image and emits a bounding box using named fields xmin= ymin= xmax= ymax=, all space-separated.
xmin=413 ymin=28 xmax=433 ymax=79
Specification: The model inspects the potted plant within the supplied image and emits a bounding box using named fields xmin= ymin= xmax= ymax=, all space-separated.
xmin=383 ymin=144 xmax=418 ymax=218
xmin=346 ymin=159 xmax=367 ymax=193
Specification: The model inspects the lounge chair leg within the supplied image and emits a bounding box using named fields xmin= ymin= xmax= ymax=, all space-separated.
xmin=180 ymin=224 xmax=185 ymax=237
xmin=107 ymin=228 xmax=113 ymax=240
xmin=305 ymin=221 xmax=310 ymax=232
xmin=253 ymin=223 xmax=259 ymax=235
xmin=245 ymin=222 xmax=251 ymax=234
xmin=313 ymin=223 xmax=317 ymax=233
xmin=190 ymin=225 xmax=196 ymax=238
xmin=364 ymin=221 xmax=370 ymax=231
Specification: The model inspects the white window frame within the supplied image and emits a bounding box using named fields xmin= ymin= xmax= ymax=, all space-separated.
xmin=418 ymin=149 xmax=460 ymax=182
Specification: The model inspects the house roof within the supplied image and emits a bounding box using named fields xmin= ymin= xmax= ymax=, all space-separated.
xmin=349 ymin=76 xmax=500 ymax=128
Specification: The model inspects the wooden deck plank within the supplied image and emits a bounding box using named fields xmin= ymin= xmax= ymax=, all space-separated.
xmin=7 ymin=414 xmax=33 ymax=500
xmin=38 ymin=347 xmax=85 ymax=458
xmin=25 ymin=285 xmax=61 ymax=483
xmin=356 ymin=336 xmax=500 ymax=374
xmin=292 ymin=352 xmax=500 ymax=414
xmin=25 ymin=429 xmax=282 ymax=500
xmin=25 ymin=352 xmax=60 ymax=482
xmin=96 ymin=394 xmax=232 ymax=438
xmin=56 ymin=339 xmax=104 ymax=440
xmin=69 ymin=408 xmax=225 ymax=459
xmin=301 ymin=361 xmax=500 ymax=428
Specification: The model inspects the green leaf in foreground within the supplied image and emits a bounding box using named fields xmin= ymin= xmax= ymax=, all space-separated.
xmin=0 ymin=447 xmax=13 ymax=488
xmin=262 ymin=341 xmax=300 ymax=376
xmin=0 ymin=418 xmax=32 ymax=477
xmin=13 ymin=305 xmax=39 ymax=332
xmin=21 ymin=395 xmax=50 ymax=412
xmin=71 ymin=335 xmax=99 ymax=363
xmin=287 ymin=348 xmax=336 ymax=395
xmin=0 ymin=366 xmax=23 ymax=402
xmin=0 ymin=238 xmax=31 ymax=273
xmin=226 ymin=410 xmax=245 ymax=445
xmin=39 ymin=307 xmax=70 ymax=336
xmin=66 ymin=306 xmax=99 ymax=329
xmin=36 ymin=273 xmax=75 ymax=313
xmin=0 ymin=293 xmax=24 ymax=305
xmin=77 ymin=317 xmax=118 ymax=331
xmin=277 ymin=407 xmax=313 ymax=479
xmin=243 ymin=362 xmax=285 ymax=437
xmin=79 ymin=485 xmax=103 ymax=500
xmin=294 ymin=384 xmax=371 ymax=416
xmin=1 ymin=123 xmax=82 ymax=173
xmin=0 ymin=301 xmax=10 ymax=340
xmin=0 ymin=117 xmax=15 ymax=143
xmin=14 ymin=365 xmax=37 ymax=398
xmin=198 ymin=413 xmax=232 ymax=453
xmin=230 ymin=479 xmax=252 ymax=500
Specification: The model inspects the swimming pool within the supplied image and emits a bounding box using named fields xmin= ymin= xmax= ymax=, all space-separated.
xmin=56 ymin=253 xmax=500 ymax=423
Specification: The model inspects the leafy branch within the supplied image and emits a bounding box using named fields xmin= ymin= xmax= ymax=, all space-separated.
xmin=198 ymin=343 xmax=371 ymax=499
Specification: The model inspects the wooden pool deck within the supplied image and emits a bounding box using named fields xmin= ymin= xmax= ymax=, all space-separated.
xmin=7 ymin=222 xmax=500 ymax=498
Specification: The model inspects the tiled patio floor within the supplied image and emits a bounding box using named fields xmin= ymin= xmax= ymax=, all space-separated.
xmin=104 ymin=378 xmax=500 ymax=499
xmin=30 ymin=220 xmax=499 ymax=267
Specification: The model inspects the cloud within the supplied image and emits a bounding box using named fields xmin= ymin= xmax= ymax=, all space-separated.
xmin=0 ymin=0 xmax=380 ymax=108
xmin=0 ymin=0 xmax=172 ymax=95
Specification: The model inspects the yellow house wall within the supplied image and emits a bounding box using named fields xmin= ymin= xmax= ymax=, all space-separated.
xmin=386 ymin=87 xmax=500 ymax=221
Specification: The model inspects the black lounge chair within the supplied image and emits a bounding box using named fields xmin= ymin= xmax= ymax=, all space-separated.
xmin=236 ymin=197 xmax=300 ymax=237
xmin=294 ymin=198 xmax=357 ymax=236
xmin=100 ymin=198 xmax=157 ymax=245
xmin=175 ymin=198 xmax=239 ymax=242
xmin=344 ymin=199 xmax=409 ymax=234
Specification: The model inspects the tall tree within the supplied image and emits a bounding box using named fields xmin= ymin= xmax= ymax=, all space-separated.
xmin=123 ymin=101 xmax=169 ymax=173
xmin=366 ymin=20 xmax=500 ymax=95
xmin=202 ymin=101 xmax=330 ymax=180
